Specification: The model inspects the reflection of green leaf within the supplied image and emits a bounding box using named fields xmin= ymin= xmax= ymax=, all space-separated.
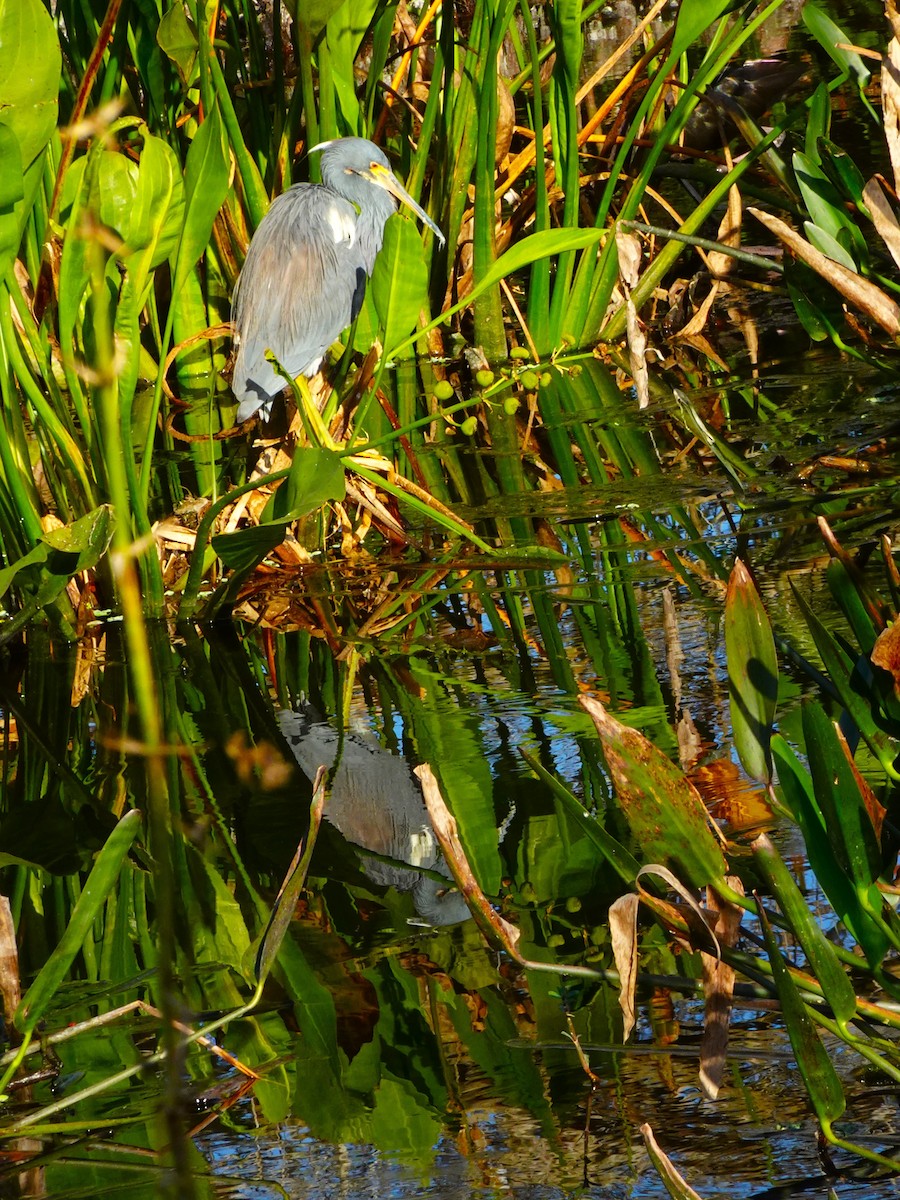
xmin=725 ymin=559 xmax=777 ymax=785
xmin=212 ymin=523 xmax=287 ymax=572
xmin=15 ymin=810 xmax=143 ymax=1033
xmin=757 ymin=900 xmax=846 ymax=1135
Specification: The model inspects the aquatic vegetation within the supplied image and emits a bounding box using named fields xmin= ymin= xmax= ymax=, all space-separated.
xmin=4 ymin=0 xmax=900 ymax=1193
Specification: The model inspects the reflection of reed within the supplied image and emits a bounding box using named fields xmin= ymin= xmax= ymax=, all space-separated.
xmin=278 ymin=708 xmax=470 ymax=926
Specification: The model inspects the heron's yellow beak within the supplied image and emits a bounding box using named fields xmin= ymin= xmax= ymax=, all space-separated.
xmin=367 ymin=162 xmax=446 ymax=247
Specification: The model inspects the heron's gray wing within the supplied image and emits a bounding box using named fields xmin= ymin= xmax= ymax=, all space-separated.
xmin=231 ymin=185 xmax=364 ymax=418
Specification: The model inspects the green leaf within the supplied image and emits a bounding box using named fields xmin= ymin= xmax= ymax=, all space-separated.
xmin=171 ymin=103 xmax=230 ymax=295
xmin=724 ymin=559 xmax=778 ymax=784
xmin=284 ymin=0 xmax=347 ymax=40
xmin=0 ymin=0 xmax=60 ymax=168
xmin=580 ymin=695 xmax=727 ymax=888
xmin=0 ymin=506 xmax=113 ymax=601
xmin=0 ymin=0 xmax=59 ymax=267
xmin=126 ymin=130 xmax=185 ymax=270
xmin=264 ymin=446 xmax=345 ymax=523
xmin=15 ymin=810 xmax=143 ymax=1032
xmin=801 ymin=702 xmax=883 ymax=892
xmin=157 ymin=1 xmax=198 ymax=85
xmin=671 ymin=0 xmax=737 ymax=58
xmin=794 ymin=151 xmax=856 ymax=245
xmin=803 ymin=221 xmax=858 ymax=272
xmin=802 ymin=7 xmax=870 ymax=92
xmin=0 ymin=124 xmax=24 ymax=209
xmin=756 ymin=897 xmax=846 ymax=1133
xmin=791 ymin=582 xmax=900 ymax=778
xmin=372 ymin=216 xmax=430 ymax=358
xmin=772 ymin=732 xmax=889 ymax=967
xmin=816 ymin=138 xmax=869 ymax=215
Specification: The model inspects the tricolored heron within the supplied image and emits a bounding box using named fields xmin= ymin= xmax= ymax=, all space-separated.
xmin=231 ymin=137 xmax=445 ymax=424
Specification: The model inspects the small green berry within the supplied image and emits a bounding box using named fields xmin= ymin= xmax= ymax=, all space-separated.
xmin=510 ymin=347 xmax=531 ymax=360
xmin=503 ymin=397 xmax=519 ymax=415
xmin=461 ymin=415 xmax=478 ymax=435
xmin=475 ymin=368 xmax=495 ymax=388
xmin=540 ymin=372 xmax=552 ymax=387
xmin=433 ymin=379 xmax=454 ymax=401
xmin=520 ymin=369 xmax=539 ymax=390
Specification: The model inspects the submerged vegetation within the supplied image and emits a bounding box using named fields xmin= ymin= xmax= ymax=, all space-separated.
xmin=3 ymin=0 xmax=900 ymax=1194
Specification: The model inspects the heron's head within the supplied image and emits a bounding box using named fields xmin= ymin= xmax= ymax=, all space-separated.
xmin=311 ymin=138 xmax=446 ymax=247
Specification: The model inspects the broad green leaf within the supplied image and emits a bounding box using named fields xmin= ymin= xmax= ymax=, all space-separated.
xmin=126 ymin=130 xmax=185 ymax=269
xmin=372 ymin=216 xmax=430 ymax=357
xmin=0 ymin=0 xmax=60 ymax=168
xmin=784 ymin=258 xmax=841 ymax=342
xmin=93 ymin=150 xmax=141 ymax=243
xmin=324 ymin=0 xmax=379 ymax=132
xmin=0 ymin=0 xmax=59 ymax=266
xmin=825 ymin=559 xmax=878 ymax=657
xmin=0 ymin=506 xmax=113 ymax=600
xmin=757 ymin=899 xmax=846 ymax=1132
xmin=794 ymin=151 xmax=855 ymax=245
xmin=157 ymin=1 xmax=198 ymax=84
xmin=15 ymin=811 xmax=143 ymax=1032
xmin=816 ymin=138 xmax=869 ymax=211
xmin=803 ymin=221 xmax=858 ymax=272
xmin=265 ymin=446 xmax=345 ymax=522
xmin=580 ymin=695 xmax=727 ymax=888
xmin=0 ymin=124 xmax=24 ymax=209
xmin=724 ymin=559 xmax=778 ymax=784
xmin=171 ymin=102 xmax=230 ymax=295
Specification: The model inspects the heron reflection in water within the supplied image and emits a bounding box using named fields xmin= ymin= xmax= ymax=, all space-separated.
xmin=231 ymin=137 xmax=445 ymax=423
xmin=278 ymin=708 xmax=469 ymax=927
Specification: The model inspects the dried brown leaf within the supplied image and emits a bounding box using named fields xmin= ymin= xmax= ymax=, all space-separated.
xmin=708 ymin=185 xmax=742 ymax=277
xmin=609 ymin=892 xmax=640 ymax=1040
xmin=616 ymin=229 xmax=642 ymax=289
xmin=863 ymin=176 xmax=900 ymax=272
xmin=626 ymin=299 xmax=650 ymax=409
xmin=884 ymin=36 xmax=900 ymax=192
xmin=748 ymin=207 xmax=900 ymax=336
